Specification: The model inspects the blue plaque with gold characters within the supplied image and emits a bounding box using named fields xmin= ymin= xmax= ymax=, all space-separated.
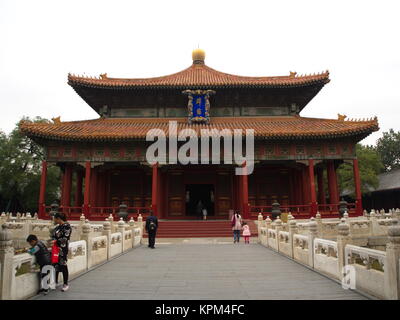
xmin=182 ymin=89 xmax=215 ymax=124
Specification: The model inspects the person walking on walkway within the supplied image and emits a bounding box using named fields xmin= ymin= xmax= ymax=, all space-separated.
xmin=27 ymin=234 xmax=51 ymax=295
xmin=242 ymin=222 xmax=251 ymax=244
xmin=231 ymin=211 xmax=242 ymax=243
xmin=145 ymin=211 xmax=158 ymax=249
xmin=53 ymin=212 xmax=72 ymax=292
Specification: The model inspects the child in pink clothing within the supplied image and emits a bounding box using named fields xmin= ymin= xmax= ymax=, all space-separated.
xmin=242 ymin=222 xmax=251 ymax=244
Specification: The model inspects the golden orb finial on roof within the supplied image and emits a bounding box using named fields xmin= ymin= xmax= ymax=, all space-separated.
xmin=192 ymin=48 xmax=205 ymax=64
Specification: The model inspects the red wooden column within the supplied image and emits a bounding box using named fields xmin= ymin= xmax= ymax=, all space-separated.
xmin=316 ymin=167 xmax=326 ymax=206
xmin=327 ymin=160 xmax=339 ymax=205
xmin=353 ymin=158 xmax=363 ymax=215
xmin=74 ymin=171 xmax=83 ymax=207
xmin=302 ymin=165 xmax=310 ymax=206
xmin=61 ymin=164 xmax=72 ymax=208
xmin=38 ymin=160 xmax=47 ymax=218
xmin=89 ymin=167 xmax=98 ymax=209
xmin=241 ymin=162 xmax=249 ymax=219
xmin=151 ymin=162 xmax=159 ymax=216
xmin=83 ymin=161 xmax=91 ymax=216
xmin=308 ymin=159 xmax=318 ymax=215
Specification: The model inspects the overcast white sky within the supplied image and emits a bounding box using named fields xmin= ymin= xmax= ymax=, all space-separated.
xmin=1 ymin=0 xmax=399 ymax=145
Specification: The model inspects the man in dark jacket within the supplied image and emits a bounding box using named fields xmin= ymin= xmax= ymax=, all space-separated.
xmin=145 ymin=212 xmax=158 ymax=249
xmin=27 ymin=234 xmax=52 ymax=294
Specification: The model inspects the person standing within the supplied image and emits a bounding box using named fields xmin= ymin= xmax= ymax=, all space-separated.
xmin=196 ymin=200 xmax=204 ymax=220
xmin=242 ymin=222 xmax=251 ymax=244
xmin=231 ymin=211 xmax=242 ymax=243
xmin=53 ymin=212 xmax=72 ymax=292
xmin=145 ymin=211 xmax=158 ymax=249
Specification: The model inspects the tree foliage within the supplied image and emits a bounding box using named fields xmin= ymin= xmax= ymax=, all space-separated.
xmin=376 ymin=129 xmax=400 ymax=172
xmin=0 ymin=117 xmax=61 ymax=213
xmin=337 ymin=144 xmax=384 ymax=197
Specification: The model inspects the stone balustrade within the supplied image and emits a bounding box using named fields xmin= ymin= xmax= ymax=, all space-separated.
xmin=258 ymin=214 xmax=400 ymax=300
xmin=0 ymin=215 xmax=143 ymax=300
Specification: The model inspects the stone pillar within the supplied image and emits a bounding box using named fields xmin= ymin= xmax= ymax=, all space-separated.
xmin=315 ymin=212 xmax=322 ymax=237
xmin=38 ymin=160 xmax=47 ymax=218
xmin=117 ymin=218 xmax=126 ymax=252
xmin=384 ymin=219 xmax=400 ymax=300
xmin=274 ymin=217 xmax=283 ymax=252
xmin=102 ymin=219 xmax=112 ymax=260
xmin=288 ymin=219 xmax=298 ymax=259
xmin=0 ymin=212 xmax=6 ymax=225
xmin=307 ymin=217 xmax=318 ymax=267
xmin=80 ymin=220 xmax=92 ymax=268
xmin=257 ymin=212 xmax=263 ymax=242
xmin=0 ymin=225 xmax=14 ymax=300
xmin=336 ymin=218 xmax=351 ymax=280
xmin=108 ymin=214 xmax=115 ymax=233
xmin=265 ymin=216 xmax=271 ymax=246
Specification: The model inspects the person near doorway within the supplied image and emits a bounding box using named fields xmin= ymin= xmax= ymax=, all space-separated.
xmin=231 ymin=211 xmax=242 ymax=243
xmin=196 ymin=200 xmax=204 ymax=220
xmin=242 ymin=222 xmax=251 ymax=244
xmin=202 ymin=207 xmax=208 ymax=220
xmin=145 ymin=211 xmax=158 ymax=249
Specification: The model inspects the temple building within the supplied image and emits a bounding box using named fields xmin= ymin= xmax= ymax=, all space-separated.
xmin=20 ymin=49 xmax=379 ymax=220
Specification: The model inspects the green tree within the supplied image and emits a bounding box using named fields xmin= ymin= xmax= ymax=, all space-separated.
xmin=337 ymin=144 xmax=384 ymax=197
xmin=376 ymin=129 xmax=400 ymax=172
xmin=0 ymin=117 xmax=61 ymax=213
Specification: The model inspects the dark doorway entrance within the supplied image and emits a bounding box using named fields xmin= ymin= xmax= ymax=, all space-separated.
xmin=185 ymin=184 xmax=215 ymax=218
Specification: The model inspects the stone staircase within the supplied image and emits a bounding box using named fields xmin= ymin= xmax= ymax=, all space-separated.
xmin=143 ymin=219 xmax=258 ymax=238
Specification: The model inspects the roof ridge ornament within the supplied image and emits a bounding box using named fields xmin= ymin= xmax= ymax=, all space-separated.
xmin=52 ymin=116 xmax=61 ymax=124
xmin=192 ymin=48 xmax=205 ymax=64
xmin=337 ymin=114 xmax=347 ymax=121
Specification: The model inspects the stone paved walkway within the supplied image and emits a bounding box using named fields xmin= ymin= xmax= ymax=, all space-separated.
xmin=34 ymin=239 xmax=366 ymax=300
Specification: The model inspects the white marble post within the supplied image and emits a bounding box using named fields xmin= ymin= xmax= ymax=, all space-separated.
xmin=0 ymin=225 xmax=14 ymax=300
xmin=336 ymin=218 xmax=351 ymax=281
xmin=307 ymin=217 xmax=318 ymax=268
xmin=384 ymin=219 xmax=400 ymax=300
xmin=102 ymin=219 xmax=112 ymax=260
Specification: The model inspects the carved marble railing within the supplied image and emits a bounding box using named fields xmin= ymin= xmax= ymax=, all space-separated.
xmin=293 ymin=234 xmax=309 ymax=266
xmin=278 ymin=231 xmax=291 ymax=257
xmin=267 ymin=229 xmax=278 ymax=250
xmin=344 ymin=245 xmax=386 ymax=299
xmin=109 ymin=232 xmax=123 ymax=258
xmin=10 ymin=253 xmax=39 ymax=300
xmin=89 ymin=236 xmax=107 ymax=267
xmin=313 ymin=238 xmax=339 ymax=279
xmin=68 ymin=240 xmax=87 ymax=277
xmin=124 ymin=230 xmax=133 ymax=251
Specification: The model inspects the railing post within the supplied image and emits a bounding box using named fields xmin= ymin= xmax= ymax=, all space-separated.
xmin=288 ymin=218 xmax=298 ymax=259
xmin=336 ymin=218 xmax=351 ymax=281
xmin=307 ymin=217 xmax=318 ymax=268
xmin=257 ymin=212 xmax=263 ymax=243
xmin=274 ymin=217 xmax=282 ymax=252
xmin=265 ymin=216 xmax=271 ymax=246
xmin=384 ymin=219 xmax=400 ymax=300
xmin=80 ymin=219 xmax=92 ymax=268
xmin=117 ymin=218 xmax=126 ymax=252
xmin=0 ymin=225 xmax=14 ymax=300
xmin=102 ymin=219 xmax=112 ymax=260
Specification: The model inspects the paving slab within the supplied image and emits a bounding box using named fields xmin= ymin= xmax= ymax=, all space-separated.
xmin=33 ymin=241 xmax=367 ymax=300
